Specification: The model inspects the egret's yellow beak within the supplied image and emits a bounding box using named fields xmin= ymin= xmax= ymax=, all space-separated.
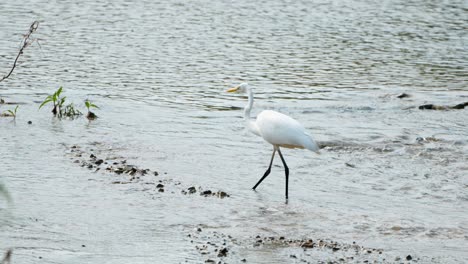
xmin=227 ymin=86 xmax=239 ymax=93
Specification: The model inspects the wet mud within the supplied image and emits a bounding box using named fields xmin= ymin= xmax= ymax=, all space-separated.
xmin=67 ymin=144 xmax=230 ymax=199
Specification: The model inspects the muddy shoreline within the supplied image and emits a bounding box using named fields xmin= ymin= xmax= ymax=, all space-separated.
xmin=65 ymin=143 xmax=423 ymax=264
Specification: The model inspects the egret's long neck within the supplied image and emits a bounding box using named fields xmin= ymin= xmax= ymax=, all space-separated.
xmin=243 ymin=87 xmax=261 ymax=136
xmin=244 ymin=87 xmax=254 ymax=121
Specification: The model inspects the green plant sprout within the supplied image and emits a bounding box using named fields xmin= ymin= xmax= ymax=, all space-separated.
xmin=39 ymin=87 xmax=82 ymax=118
xmin=63 ymin=103 xmax=82 ymax=117
xmin=1 ymin=105 xmax=18 ymax=119
xmin=85 ymin=100 xmax=99 ymax=120
xmin=39 ymin=86 xmax=64 ymax=117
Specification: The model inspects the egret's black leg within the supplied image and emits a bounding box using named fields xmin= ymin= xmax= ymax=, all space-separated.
xmin=277 ymin=148 xmax=289 ymax=199
xmin=252 ymin=148 xmax=276 ymax=190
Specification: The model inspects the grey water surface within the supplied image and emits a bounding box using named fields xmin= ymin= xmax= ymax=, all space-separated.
xmin=1 ymin=0 xmax=467 ymax=263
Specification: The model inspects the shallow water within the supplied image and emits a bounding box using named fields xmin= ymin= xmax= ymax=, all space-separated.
xmin=1 ymin=0 xmax=467 ymax=263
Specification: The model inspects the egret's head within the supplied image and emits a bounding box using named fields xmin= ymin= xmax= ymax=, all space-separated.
xmin=227 ymin=83 xmax=249 ymax=93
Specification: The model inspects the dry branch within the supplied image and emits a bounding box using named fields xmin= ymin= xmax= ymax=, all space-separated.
xmin=0 ymin=21 xmax=39 ymax=83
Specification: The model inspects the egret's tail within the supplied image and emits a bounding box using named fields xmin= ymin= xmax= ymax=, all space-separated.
xmin=304 ymin=133 xmax=320 ymax=153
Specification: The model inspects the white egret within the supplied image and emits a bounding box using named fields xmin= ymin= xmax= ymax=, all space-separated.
xmin=227 ymin=83 xmax=319 ymax=199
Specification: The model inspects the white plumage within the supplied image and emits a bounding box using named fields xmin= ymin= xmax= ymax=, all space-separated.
xmin=227 ymin=82 xmax=319 ymax=199
xmin=256 ymin=110 xmax=319 ymax=152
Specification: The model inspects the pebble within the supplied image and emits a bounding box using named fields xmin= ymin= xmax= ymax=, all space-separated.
xmin=406 ymin=255 xmax=412 ymax=261
xmin=201 ymin=190 xmax=212 ymax=196
xmin=27 ymin=120 xmax=32 ymax=124
xmin=397 ymin=93 xmax=410 ymax=99
xmin=217 ymin=247 xmax=228 ymax=257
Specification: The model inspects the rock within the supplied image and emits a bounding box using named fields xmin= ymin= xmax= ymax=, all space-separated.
xmin=217 ymin=191 xmax=229 ymax=198
xmin=241 ymin=259 xmax=246 ymax=262
xmin=217 ymin=247 xmax=228 ymax=257
xmin=205 ymin=259 xmax=215 ymax=263
xmin=290 ymin=254 xmax=297 ymax=258
xmin=158 ymin=188 xmax=164 ymax=192
xmin=28 ymin=120 xmax=32 ymax=124
xmin=87 ymin=111 xmax=97 ymax=120
xmin=418 ymin=104 xmax=446 ymax=110
xmin=406 ymin=255 xmax=412 ymax=261
xmin=397 ymin=93 xmax=410 ymax=99
xmin=156 ymin=184 xmax=164 ymax=188
xmin=188 ymin=186 xmax=197 ymax=194
xmin=452 ymin=102 xmax=468 ymax=109
xmin=95 ymin=159 xmax=104 ymax=165
xmin=201 ymin=190 xmax=212 ymax=196
xmin=301 ymin=240 xmax=314 ymax=248
xmin=129 ymin=167 xmax=137 ymax=175
xmin=153 ymin=171 xmax=159 ymax=176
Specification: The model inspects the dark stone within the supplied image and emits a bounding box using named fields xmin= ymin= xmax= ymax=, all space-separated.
xmin=188 ymin=187 xmax=197 ymax=194
xmin=201 ymin=190 xmax=212 ymax=196
xmin=158 ymin=188 xmax=164 ymax=192
xmin=81 ymin=245 xmax=86 ymax=247
xmin=452 ymin=102 xmax=468 ymax=109
xmin=156 ymin=184 xmax=164 ymax=188
xmin=241 ymin=259 xmax=246 ymax=262
xmin=86 ymin=111 xmax=97 ymax=120
xmin=419 ymin=104 xmax=435 ymax=110
xmin=406 ymin=255 xmax=412 ymax=261
xmin=217 ymin=247 xmax=228 ymax=257
xmin=301 ymin=241 xmax=314 ymax=248
xmin=27 ymin=120 xmax=32 ymax=124
xmin=153 ymin=171 xmax=159 ymax=176
xmin=217 ymin=191 xmax=229 ymax=198
xmin=87 ymin=164 xmax=93 ymax=169
xmin=95 ymin=159 xmax=104 ymax=165
xmin=397 ymin=93 xmax=410 ymax=99
xmin=90 ymin=154 xmax=96 ymax=159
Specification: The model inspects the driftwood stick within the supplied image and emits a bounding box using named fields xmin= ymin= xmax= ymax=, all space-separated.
xmin=0 ymin=21 xmax=39 ymax=83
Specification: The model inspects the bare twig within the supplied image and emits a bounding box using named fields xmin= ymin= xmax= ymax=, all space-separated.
xmin=0 ymin=21 xmax=39 ymax=83
xmin=0 ymin=249 xmax=11 ymax=264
